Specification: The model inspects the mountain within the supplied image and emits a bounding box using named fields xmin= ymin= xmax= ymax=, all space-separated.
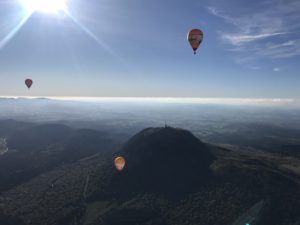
xmin=98 ymin=127 xmax=215 ymax=197
xmin=0 ymin=120 xmax=114 ymax=192
xmin=85 ymin=127 xmax=300 ymax=225
xmin=0 ymin=125 xmax=299 ymax=225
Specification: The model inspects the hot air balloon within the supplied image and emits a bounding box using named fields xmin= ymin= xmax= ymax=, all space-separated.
xmin=187 ymin=29 xmax=204 ymax=54
xmin=114 ymin=156 xmax=126 ymax=171
xmin=25 ymin=79 xmax=33 ymax=89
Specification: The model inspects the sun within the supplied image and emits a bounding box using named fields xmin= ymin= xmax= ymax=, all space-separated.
xmin=20 ymin=0 xmax=68 ymax=14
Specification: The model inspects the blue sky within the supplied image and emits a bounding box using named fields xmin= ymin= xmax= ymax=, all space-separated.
xmin=0 ymin=0 xmax=299 ymax=98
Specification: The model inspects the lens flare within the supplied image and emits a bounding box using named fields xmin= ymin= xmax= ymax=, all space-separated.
xmin=20 ymin=0 xmax=68 ymax=14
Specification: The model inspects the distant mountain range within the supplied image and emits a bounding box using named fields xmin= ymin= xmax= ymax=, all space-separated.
xmin=0 ymin=121 xmax=299 ymax=225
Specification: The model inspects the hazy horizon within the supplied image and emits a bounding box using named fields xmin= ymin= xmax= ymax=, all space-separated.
xmin=0 ymin=95 xmax=298 ymax=105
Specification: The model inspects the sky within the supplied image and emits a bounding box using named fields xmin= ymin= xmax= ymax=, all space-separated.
xmin=0 ymin=0 xmax=299 ymax=98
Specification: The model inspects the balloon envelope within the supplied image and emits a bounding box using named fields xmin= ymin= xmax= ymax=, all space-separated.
xmin=114 ymin=156 xmax=126 ymax=171
xmin=25 ymin=79 xmax=33 ymax=89
xmin=187 ymin=29 xmax=204 ymax=54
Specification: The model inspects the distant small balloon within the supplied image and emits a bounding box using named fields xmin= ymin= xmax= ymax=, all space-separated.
xmin=187 ymin=29 xmax=204 ymax=54
xmin=25 ymin=79 xmax=33 ymax=89
xmin=114 ymin=156 xmax=126 ymax=171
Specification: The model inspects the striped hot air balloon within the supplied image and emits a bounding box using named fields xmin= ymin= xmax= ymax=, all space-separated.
xmin=187 ymin=29 xmax=204 ymax=54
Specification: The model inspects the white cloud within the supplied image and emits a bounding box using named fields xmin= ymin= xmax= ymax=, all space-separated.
xmin=273 ymin=68 xmax=279 ymax=72
xmin=207 ymin=1 xmax=300 ymax=62
xmin=222 ymin=32 xmax=287 ymax=46
xmin=259 ymin=39 xmax=300 ymax=59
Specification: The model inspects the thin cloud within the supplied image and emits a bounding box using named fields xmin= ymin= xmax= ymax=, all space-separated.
xmin=260 ymin=39 xmax=300 ymax=59
xmin=223 ymin=32 xmax=287 ymax=46
xmin=207 ymin=1 xmax=300 ymax=62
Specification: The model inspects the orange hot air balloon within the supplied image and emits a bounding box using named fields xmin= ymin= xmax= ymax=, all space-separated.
xmin=187 ymin=29 xmax=204 ymax=54
xmin=25 ymin=79 xmax=33 ymax=89
xmin=114 ymin=156 xmax=126 ymax=171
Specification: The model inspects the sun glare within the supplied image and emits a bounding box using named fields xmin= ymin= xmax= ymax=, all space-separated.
xmin=20 ymin=0 xmax=68 ymax=14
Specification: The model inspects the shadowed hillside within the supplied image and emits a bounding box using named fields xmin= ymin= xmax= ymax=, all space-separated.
xmin=0 ymin=120 xmax=114 ymax=192
xmin=98 ymin=127 xmax=215 ymax=197
xmin=0 ymin=125 xmax=299 ymax=225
